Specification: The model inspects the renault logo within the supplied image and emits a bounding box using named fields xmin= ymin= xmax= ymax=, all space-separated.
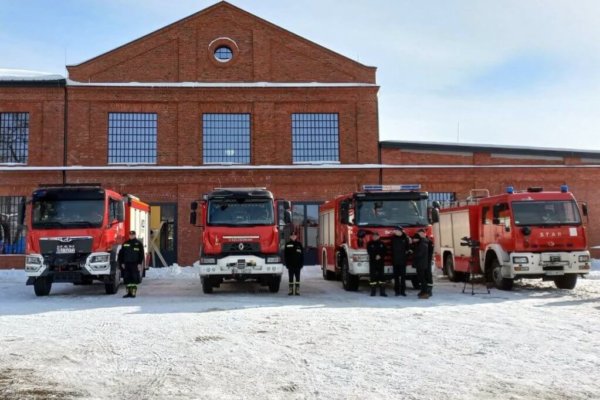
xmin=238 ymin=243 xmax=245 ymax=251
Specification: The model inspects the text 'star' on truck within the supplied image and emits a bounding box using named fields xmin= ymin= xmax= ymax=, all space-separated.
xmin=190 ymin=187 xmax=292 ymax=294
xmin=25 ymin=184 xmax=150 ymax=296
xmin=318 ymin=184 xmax=432 ymax=291
xmin=432 ymin=186 xmax=591 ymax=290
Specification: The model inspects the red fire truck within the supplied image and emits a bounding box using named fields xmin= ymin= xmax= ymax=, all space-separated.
xmin=318 ymin=185 xmax=432 ymax=291
xmin=25 ymin=185 xmax=150 ymax=296
xmin=190 ymin=188 xmax=291 ymax=294
xmin=432 ymin=186 xmax=591 ymax=290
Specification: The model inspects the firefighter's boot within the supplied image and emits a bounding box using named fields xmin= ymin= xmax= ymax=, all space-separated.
xmin=288 ymin=283 xmax=294 ymax=296
xmin=122 ymin=287 xmax=132 ymax=298
xmin=294 ymin=282 xmax=300 ymax=296
xmin=379 ymin=285 xmax=387 ymax=297
xmin=370 ymin=285 xmax=377 ymax=297
xmin=131 ymin=286 xmax=137 ymax=298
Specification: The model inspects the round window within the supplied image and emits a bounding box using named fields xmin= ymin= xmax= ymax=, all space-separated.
xmin=214 ymin=46 xmax=233 ymax=62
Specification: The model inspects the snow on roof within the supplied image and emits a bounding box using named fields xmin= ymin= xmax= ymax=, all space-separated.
xmin=0 ymin=68 xmax=65 ymax=81
xmin=66 ymin=79 xmax=377 ymax=88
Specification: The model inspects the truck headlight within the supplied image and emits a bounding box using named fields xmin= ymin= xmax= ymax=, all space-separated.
xmin=512 ymin=256 xmax=528 ymax=264
xmin=578 ymin=255 xmax=590 ymax=262
xmin=201 ymin=257 xmax=217 ymax=264
xmin=26 ymin=256 xmax=42 ymax=265
xmin=266 ymin=256 xmax=281 ymax=263
xmin=90 ymin=254 xmax=110 ymax=263
xmin=352 ymin=253 xmax=369 ymax=262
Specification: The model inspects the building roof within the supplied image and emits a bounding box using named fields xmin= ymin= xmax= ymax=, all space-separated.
xmin=380 ymin=140 xmax=600 ymax=160
xmin=0 ymin=69 xmax=66 ymax=87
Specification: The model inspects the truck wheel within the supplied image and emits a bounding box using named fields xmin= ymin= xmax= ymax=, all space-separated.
xmin=268 ymin=276 xmax=281 ymax=293
xmin=341 ymin=258 xmax=359 ymax=291
xmin=322 ymin=259 xmax=336 ymax=281
xmin=34 ymin=277 xmax=52 ymax=296
xmin=202 ymin=277 xmax=214 ymax=294
xmin=410 ymin=277 xmax=421 ymax=290
xmin=104 ymin=267 xmax=121 ymax=295
xmin=445 ymin=256 xmax=464 ymax=282
xmin=554 ymin=274 xmax=577 ymax=289
xmin=491 ymin=259 xmax=513 ymax=291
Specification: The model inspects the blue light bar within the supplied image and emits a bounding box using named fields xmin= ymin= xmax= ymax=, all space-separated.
xmin=560 ymin=185 xmax=568 ymax=193
xmin=506 ymin=186 xmax=514 ymax=194
xmin=362 ymin=184 xmax=422 ymax=192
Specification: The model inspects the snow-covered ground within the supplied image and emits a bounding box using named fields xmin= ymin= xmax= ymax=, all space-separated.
xmin=1 ymin=262 xmax=599 ymax=400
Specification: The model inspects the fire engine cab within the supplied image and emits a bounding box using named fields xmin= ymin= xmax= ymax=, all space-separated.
xmin=25 ymin=185 xmax=150 ymax=296
xmin=190 ymin=188 xmax=291 ymax=294
xmin=432 ymin=186 xmax=591 ymax=290
xmin=318 ymin=184 xmax=432 ymax=291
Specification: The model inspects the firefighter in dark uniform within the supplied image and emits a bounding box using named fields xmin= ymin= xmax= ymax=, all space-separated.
xmin=118 ymin=230 xmax=144 ymax=298
xmin=391 ymin=226 xmax=410 ymax=296
xmin=367 ymin=231 xmax=387 ymax=297
xmin=284 ymin=232 xmax=304 ymax=296
xmin=413 ymin=229 xmax=433 ymax=299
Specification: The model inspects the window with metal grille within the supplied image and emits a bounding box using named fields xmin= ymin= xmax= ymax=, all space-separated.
xmin=0 ymin=196 xmax=26 ymax=254
xmin=292 ymin=113 xmax=339 ymax=163
xmin=428 ymin=192 xmax=456 ymax=207
xmin=0 ymin=112 xmax=29 ymax=164
xmin=108 ymin=113 xmax=157 ymax=164
xmin=202 ymin=114 xmax=251 ymax=164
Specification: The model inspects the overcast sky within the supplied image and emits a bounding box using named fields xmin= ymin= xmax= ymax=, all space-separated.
xmin=2 ymin=0 xmax=600 ymax=150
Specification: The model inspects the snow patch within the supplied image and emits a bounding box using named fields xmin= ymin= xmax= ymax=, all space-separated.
xmin=0 ymin=68 xmax=64 ymax=81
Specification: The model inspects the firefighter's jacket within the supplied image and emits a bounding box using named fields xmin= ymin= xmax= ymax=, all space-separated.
xmin=118 ymin=239 xmax=144 ymax=265
xmin=284 ymin=240 xmax=304 ymax=269
xmin=391 ymin=234 xmax=410 ymax=267
xmin=412 ymin=236 xmax=430 ymax=270
xmin=367 ymin=239 xmax=387 ymax=268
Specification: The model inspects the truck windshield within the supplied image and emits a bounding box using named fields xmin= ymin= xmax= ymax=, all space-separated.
xmin=207 ymin=199 xmax=274 ymax=226
xmin=512 ymin=200 xmax=581 ymax=226
xmin=32 ymin=199 xmax=105 ymax=229
xmin=355 ymin=199 xmax=428 ymax=227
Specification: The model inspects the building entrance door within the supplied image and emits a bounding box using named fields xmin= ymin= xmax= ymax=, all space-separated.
xmin=149 ymin=203 xmax=177 ymax=267
xmin=292 ymin=202 xmax=321 ymax=266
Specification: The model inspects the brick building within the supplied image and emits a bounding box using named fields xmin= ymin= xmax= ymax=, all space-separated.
xmin=1 ymin=1 xmax=599 ymax=269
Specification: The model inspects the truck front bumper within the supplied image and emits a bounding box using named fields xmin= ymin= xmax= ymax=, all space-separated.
xmin=200 ymin=255 xmax=284 ymax=277
xmin=503 ymin=251 xmax=591 ymax=279
xmin=24 ymin=252 xmax=112 ymax=278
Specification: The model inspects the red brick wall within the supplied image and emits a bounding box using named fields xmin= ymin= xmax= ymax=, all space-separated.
xmin=66 ymin=86 xmax=380 ymax=166
xmin=67 ymin=3 xmax=376 ymax=84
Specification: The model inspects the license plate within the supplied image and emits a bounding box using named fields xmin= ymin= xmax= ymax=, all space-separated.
xmin=56 ymin=245 xmax=75 ymax=254
xmin=546 ymin=271 xmax=564 ymax=276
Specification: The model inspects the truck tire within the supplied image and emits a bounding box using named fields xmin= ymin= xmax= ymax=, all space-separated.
xmin=554 ymin=274 xmax=577 ymax=290
xmin=104 ymin=267 xmax=121 ymax=295
xmin=34 ymin=277 xmax=52 ymax=296
xmin=341 ymin=257 xmax=359 ymax=291
xmin=202 ymin=277 xmax=214 ymax=294
xmin=322 ymin=257 xmax=336 ymax=281
xmin=445 ymin=255 xmax=465 ymax=282
xmin=410 ymin=277 xmax=421 ymax=290
xmin=268 ymin=276 xmax=281 ymax=293
xmin=491 ymin=259 xmax=513 ymax=291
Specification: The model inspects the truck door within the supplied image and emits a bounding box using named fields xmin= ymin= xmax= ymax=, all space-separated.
xmin=149 ymin=203 xmax=177 ymax=267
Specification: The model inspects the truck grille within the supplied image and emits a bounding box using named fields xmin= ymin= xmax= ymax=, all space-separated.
xmin=39 ymin=237 xmax=93 ymax=266
xmin=223 ymin=242 xmax=260 ymax=254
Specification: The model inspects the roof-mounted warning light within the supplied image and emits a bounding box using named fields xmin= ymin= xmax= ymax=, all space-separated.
xmin=506 ymin=186 xmax=514 ymax=194
xmin=560 ymin=185 xmax=569 ymax=193
xmin=527 ymin=187 xmax=544 ymax=193
xmin=362 ymin=184 xmax=422 ymax=192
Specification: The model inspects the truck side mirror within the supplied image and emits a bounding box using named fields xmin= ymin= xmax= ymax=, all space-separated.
xmin=283 ymin=210 xmax=292 ymax=225
xmin=340 ymin=201 xmax=350 ymax=225
xmin=431 ymin=208 xmax=440 ymax=224
xmin=582 ymin=203 xmax=588 ymax=217
xmin=190 ymin=211 xmax=197 ymax=226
